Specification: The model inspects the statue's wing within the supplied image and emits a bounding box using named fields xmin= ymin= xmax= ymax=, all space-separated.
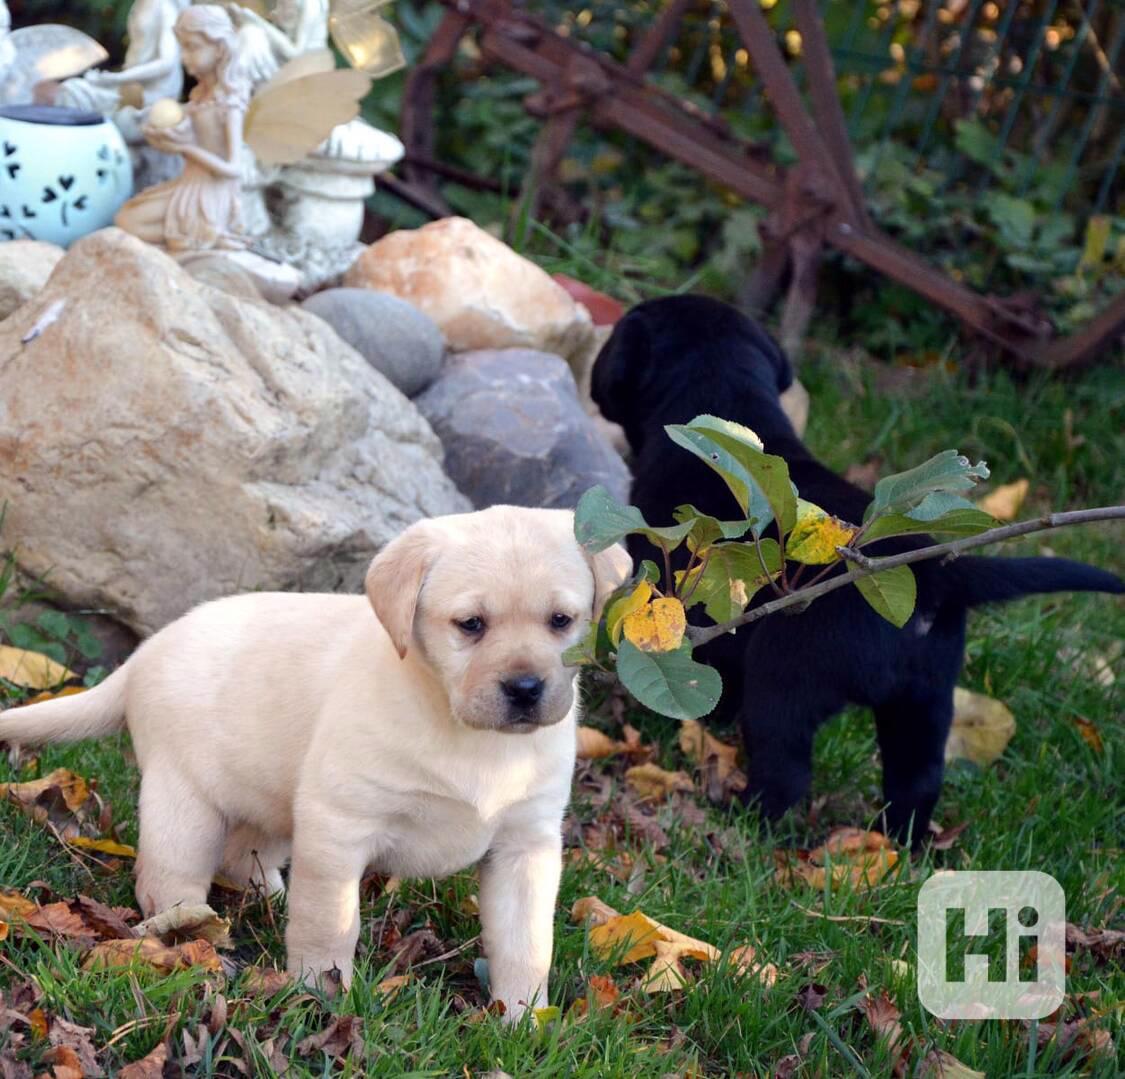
xmin=235 ymin=23 xmax=281 ymax=88
xmin=244 ymin=52 xmax=371 ymax=166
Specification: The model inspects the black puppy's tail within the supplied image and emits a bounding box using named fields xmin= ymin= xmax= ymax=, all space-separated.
xmin=952 ymin=555 xmax=1123 ymax=608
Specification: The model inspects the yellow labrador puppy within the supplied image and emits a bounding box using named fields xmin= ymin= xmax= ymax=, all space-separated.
xmin=0 ymin=506 xmax=629 ymax=1019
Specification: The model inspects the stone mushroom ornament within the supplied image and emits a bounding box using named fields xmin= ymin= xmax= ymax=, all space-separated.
xmin=114 ymin=4 xmax=369 ymax=255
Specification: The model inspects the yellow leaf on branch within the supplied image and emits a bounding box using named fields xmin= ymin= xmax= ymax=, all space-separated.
xmin=606 ymin=580 xmax=653 ymax=646
xmin=786 ymin=500 xmax=857 ymax=564
xmin=621 ymin=597 xmax=687 ymax=652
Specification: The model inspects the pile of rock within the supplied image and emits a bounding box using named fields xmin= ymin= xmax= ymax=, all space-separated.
xmin=0 ymin=217 xmax=632 ymax=641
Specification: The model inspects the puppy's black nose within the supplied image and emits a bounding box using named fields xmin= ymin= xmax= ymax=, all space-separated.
xmin=501 ymin=675 xmax=545 ymax=708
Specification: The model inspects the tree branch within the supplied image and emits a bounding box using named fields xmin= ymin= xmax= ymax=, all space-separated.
xmin=686 ymin=506 xmax=1125 ymax=647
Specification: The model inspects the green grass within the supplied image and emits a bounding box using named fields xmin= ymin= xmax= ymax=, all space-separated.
xmin=1 ymin=354 xmax=1122 ymax=1076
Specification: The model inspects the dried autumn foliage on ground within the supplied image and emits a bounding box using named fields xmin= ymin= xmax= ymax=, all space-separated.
xmin=774 ymin=828 xmax=899 ymax=890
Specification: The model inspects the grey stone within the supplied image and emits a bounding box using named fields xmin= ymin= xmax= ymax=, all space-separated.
xmin=415 ymin=348 xmax=631 ymax=511
xmin=302 ymin=288 xmax=446 ymax=397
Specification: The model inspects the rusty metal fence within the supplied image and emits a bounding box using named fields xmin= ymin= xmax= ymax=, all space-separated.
xmin=398 ymin=0 xmax=1123 ymax=366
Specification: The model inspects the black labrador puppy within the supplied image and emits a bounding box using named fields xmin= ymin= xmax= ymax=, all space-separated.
xmin=592 ymin=294 xmax=1122 ymax=843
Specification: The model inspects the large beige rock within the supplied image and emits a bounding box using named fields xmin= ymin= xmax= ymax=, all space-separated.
xmin=0 ymin=240 xmax=64 ymax=319
xmin=344 ymin=217 xmax=594 ymax=366
xmin=0 ymin=228 xmax=468 ymax=636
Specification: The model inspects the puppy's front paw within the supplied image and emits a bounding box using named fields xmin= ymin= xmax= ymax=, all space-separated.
xmin=286 ymin=952 xmax=352 ymax=996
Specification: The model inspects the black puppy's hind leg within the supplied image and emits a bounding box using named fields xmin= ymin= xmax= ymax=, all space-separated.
xmin=874 ymin=691 xmax=954 ymax=848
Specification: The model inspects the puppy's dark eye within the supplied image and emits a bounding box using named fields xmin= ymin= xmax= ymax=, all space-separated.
xmin=455 ymin=616 xmax=485 ymax=636
xmin=549 ymin=613 xmax=573 ymax=631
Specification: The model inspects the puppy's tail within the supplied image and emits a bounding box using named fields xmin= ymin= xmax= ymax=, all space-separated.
xmin=0 ymin=663 xmax=128 ymax=747
xmin=952 ymin=556 xmax=1124 ymax=608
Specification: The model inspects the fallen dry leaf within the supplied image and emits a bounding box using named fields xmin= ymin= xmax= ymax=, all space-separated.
xmin=1034 ymin=1014 xmax=1116 ymax=1066
xmin=0 ymin=647 xmax=78 ymax=690
xmin=134 ymin=903 xmax=231 ymax=948
xmin=796 ymin=982 xmax=827 ymax=1011
xmin=375 ymin=973 xmax=411 ymax=999
xmin=775 ymin=828 xmax=899 ymax=890
xmin=117 ymin=1042 xmax=167 ymax=1079
xmin=0 ymin=768 xmax=90 ymax=815
xmin=727 ymin=943 xmax=778 ymax=986
xmin=976 ymin=478 xmax=1029 ymax=521
xmin=624 ymin=762 xmax=694 ymax=802
xmin=1071 ymin=716 xmax=1104 ymax=754
xmin=40 ymin=1045 xmax=84 ymax=1079
xmin=82 ymin=936 xmax=222 ymax=975
xmin=296 ymin=1014 xmax=364 ymax=1060
xmin=0 ymin=892 xmax=38 ymax=921
xmin=65 ymin=837 xmax=137 ymax=860
xmin=945 ymin=688 xmax=1016 ymax=766
xmin=860 ymin=986 xmax=984 ymax=1077
xmin=927 ymin=820 xmax=969 ymax=851
xmin=573 ymin=896 xmax=734 ymax=993
xmin=242 ymin=966 xmax=294 ymax=997
xmin=679 ymin=719 xmax=746 ymax=802
xmin=1065 ymin=922 xmax=1125 ymax=962
xmin=576 ymin=726 xmax=623 ymax=760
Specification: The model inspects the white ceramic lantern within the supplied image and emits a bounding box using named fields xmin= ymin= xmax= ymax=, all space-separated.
xmin=0 ymin=104 xmax=134 ymax=247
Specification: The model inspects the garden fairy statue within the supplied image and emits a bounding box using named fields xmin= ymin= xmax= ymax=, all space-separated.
xmin=114 ymin=5 xmax=249 ymax=251
xmin=115 ymin=3 xmax=370 ymax=266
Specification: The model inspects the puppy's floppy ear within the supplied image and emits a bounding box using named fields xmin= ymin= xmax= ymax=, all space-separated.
xmin=366 ymin=522 xmax=438 ymax=659
xmin=586 ymin=543 xmax=633 ymax=620
xmin=590 ymin=312 xmax=650 ymax=422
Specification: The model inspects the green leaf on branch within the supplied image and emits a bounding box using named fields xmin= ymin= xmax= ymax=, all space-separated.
xmin=866 ymin=451 xmax=990 ymax=523
xmin=574 ymin=485 xmax=695 ymax=553
xmin=615 ymin=640 xmax=722 ymax=721
xmin=665 ymin=416 xmax=795 ymax=535
xmin=854 ymin=566 xmax=917 ymax=628
xmin=672 ymin=505 xmax=753 ymax=551
xmin=679 ymin=540 xmax=781 ymax=622
xmin=862 ymin=508 xmax=997 ymax=543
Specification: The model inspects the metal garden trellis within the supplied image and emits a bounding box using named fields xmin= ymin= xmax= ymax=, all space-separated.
xmin=397 ymin=0 xmax=1124 ymax=368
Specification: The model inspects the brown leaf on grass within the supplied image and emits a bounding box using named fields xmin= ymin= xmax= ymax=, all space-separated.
xmin=1034 ymin=1015 xmax=1116 ymax=1066
xmin=72 ymin=897 xmax=136 ymax=940
xmin=0 ymin=893 xmax=37 ymax=922
xmin=0 ymin=1052 xmax=32 ymax=1079
xmin=21 ymin=903 xmax=100 ymax=944
xmin=82 ymin=936 xmax=222 ymax=975
xmin=678 ymin=720 xmax=746 ymax=803
xmin=570 ymin=895 xmax=622 ymax=928
xmin=859 ymin=987 xmax=984 ymax=1078
xmin=116 ymin=1042 xmax=167 ymax=1079
xmin=1065 ymin=923 xmax=1125 ymax=962
xmin=945 ymin=689 xmax=1015 ymax=766
xmin=0 ymin=647 xmax=78 ymax=690
xmin=0 ymin=769 xmax=93 ymax=839
xmin=795 ymin=983 xmax=827 ymax=1011
xmin=727 ymin=944 xmax=778 ymax=987
xmin=927 ymin=821 xmax=970 ymax=851
xmin=40 ymin=1045 xmax=84 ymax=1079
xmin=624 ymin=763 xmax=694 ymax=803
xmin=390 ymin=927 xmax=445 ymax=973
xmin=1071 ymin=716 xmax=1104 ymax=754
xmin=242 ymin=967 xmax=294 ymax=997
xmin=134 ymin=903 xmax=231 ymax=948
xmin=774 ymin=828 xmax=899 ymax=890
xmin=577 ymin=726 xmax=624 ymax=760
xmin=47 ymin=1019 xmax=102 ymax=1078
xmin=976 ymin=478 xmax=1029 ymax=521
xmin=296 ymin=1014 xmax=364 ymax=1060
